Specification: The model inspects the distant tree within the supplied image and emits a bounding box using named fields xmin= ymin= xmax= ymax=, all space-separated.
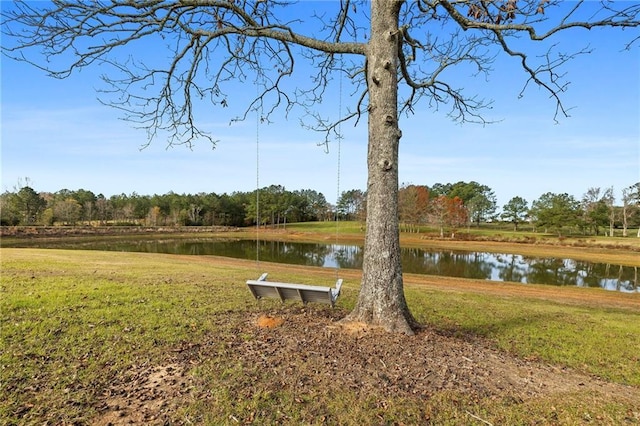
xmin=429 ymin=183 xmax=452 ymax=199
xmin=222 ymin=192 xmax=250 ymax=227
xmin=147 ymin=206 xmax=162 ymax=226
xmin=428 ymin=195 xmax=466 ymax=238
xmin=398 ymin=184 xmax=429 ymax=232
xmin=501 ymin=196 xmax=529 ymax=231
xmin=337 ymin=189 xmax=366 ymax=222
xmin=109 ymin=193 xmax=139 ymax=224
xmin=132 ymin=193 xmax=153 ymax=221
xmin=0 ymin=191 xmax=20 ymax=225
xmin=162 ymin=192 xmax=187 ymax=225
xmin=180 ymin=193 xmax=203 ymax=225
xmin=197 ymin=192 xmax=220 ymax=226
xmin=262 ymin=185 xmax=286 ymax=227
xmin=621 ymin=183 xmax=640 ymax=238
xmin=82 ymin=201 xmax=95 ymax=224
xmin=14 ymin=186 xmax=47 ymax=225
xmin=582 ymin=187 xmax=615 ymax=236
xmin=588 ymin=201 xmax=610 ymax=235
xmin=122 ymin=204 xmax=137 ymax=224
xmin=531 ymin=192 xmax=581 ymax=236
xmin=95 ymin=195 xmax=112 ymax=225
xmin=582 ymin=187 xmax=605 ymax=235
xmin=41 ymin=206 xmax=55 ymax=226
xmin=187 ymin=203 xmax=203 ymax=226
xmin=53 ymin=198 xmax=83 ymax=225
xmin=467 ymin=192 xmax=498 ymax=226
xmin=445 ymin=196 xmax=468 ymax=237
xmin=447 ymin=181 xmax=497 ymax=226
xmin=245 ymin=185 xmax=291 ymax=227
xmin=429 ymin=195 xmax=449 ymax=237
xmin=602 ymin=187 xmax=616 ymax=237
xmin=448 ymin=181 xmax=483 ymax=204
xmin=71 ymin=189 xmax=97 ymax=222
xmin=294 ymin=189 xmax=330 ymax=222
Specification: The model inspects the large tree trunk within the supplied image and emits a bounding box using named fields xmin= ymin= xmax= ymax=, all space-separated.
xmin=343 ymin=0 xmax=416 ymax=335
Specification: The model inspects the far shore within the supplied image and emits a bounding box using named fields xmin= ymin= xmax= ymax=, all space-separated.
xmin=2 ymin=223 xmax=639 ymax=267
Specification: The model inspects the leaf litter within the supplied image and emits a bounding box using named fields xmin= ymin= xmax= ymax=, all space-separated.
xmin=92 ymin=305 xmax=640 ymax=425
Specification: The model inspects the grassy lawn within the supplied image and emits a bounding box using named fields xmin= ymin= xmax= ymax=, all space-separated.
xmin=2 ymin=247 xmax=639 ymax=424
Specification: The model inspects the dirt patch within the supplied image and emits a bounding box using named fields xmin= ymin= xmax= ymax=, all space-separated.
xmin=233 ymin=309 xmax=635 ymax=402
xmin=256 ymin=314 xmax=285 ymax=328
xmin=92 ymin=307 xmax=639 ymax=424
xmin=93 ymin=363 xmax=194 ymax=425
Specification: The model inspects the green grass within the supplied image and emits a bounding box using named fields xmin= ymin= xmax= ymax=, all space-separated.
xmin=286 ymin=220 xmax=365 ymax=234
xmin=1 ymin=250 xmax=248 ymax=423
xmin=279 ymin=220 xmax=640 ymax=251
xmin=404 ymin=287 xmax=640 ymax=386
xmin=2 ymin=248 xmax=639 ymax=424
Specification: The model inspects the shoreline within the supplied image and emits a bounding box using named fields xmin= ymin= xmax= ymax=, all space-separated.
xmin=2 ymin=224 xmax=639 ymax=266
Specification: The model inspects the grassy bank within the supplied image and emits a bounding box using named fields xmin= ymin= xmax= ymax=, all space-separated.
xmin=236 ymin=222 xmax=640 ymax=266
xmin=2 ymin=248 xmax=639 ymax=424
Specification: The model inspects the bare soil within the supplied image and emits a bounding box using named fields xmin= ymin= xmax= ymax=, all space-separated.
xmin=93 ymin=306 xmax=640 ymax=425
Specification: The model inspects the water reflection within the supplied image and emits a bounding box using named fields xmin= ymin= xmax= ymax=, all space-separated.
xmin=7 ymin=238 xmax=638 ymax=292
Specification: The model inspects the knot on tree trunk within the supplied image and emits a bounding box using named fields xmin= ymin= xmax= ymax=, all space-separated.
xmin=379 ymin=159 xmax=393 ymax=171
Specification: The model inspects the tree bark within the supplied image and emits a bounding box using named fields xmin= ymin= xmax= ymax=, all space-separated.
xmin=343 ymin=0 xmax=416 ymax=335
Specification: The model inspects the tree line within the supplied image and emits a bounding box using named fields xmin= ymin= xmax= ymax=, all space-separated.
xmin=1 ymin=185 xmax=330 ymax=228
xmin=399 ymin=182 xmax=640 ymax=237
xmin=2 ymin=180 xmax=638 ymax=237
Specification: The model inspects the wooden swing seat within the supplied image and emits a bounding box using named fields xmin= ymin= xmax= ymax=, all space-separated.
xmin=246 ymin=273 xmax=343 ymax=307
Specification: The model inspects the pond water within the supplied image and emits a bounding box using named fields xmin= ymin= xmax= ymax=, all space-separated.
xmin=8 ymin=237 xmax=638 ymax=293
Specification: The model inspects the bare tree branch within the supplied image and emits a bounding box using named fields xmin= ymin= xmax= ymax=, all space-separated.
xmin=2 ymin=1 xmax=367 ymax=148
xmin=425 ymin=0 xmax=639 ymax=119
xmin=2 ymin=0 xmax=638 ymax=145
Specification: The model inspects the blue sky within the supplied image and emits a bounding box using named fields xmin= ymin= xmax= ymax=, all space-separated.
xmin=1 ymin=2 xmax=638 ymax=208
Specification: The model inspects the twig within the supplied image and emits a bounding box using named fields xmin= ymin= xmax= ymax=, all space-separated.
xmin=466 ymin=410 xmax=494 ymax=426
